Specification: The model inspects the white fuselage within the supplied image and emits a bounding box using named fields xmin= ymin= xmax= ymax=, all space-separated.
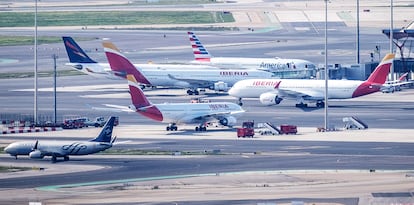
xmin=192 ymin=57 xmax=316 ymax=71
xmin=67 ymin=62 xmax=275 ymax=88
xmin=135 ymin=102 xmax=244 ymax=125
xmin=229 ymin=79 xmax=364 ymax=100
xmin=5 ymin=141 xmax=111 ymax=157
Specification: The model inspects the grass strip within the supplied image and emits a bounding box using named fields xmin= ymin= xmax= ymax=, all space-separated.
xmin=0 ymin=11 xmax=234 ymax=27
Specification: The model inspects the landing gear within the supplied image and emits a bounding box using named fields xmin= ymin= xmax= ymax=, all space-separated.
xmin=64 ymin=156 xmax=69 ymax=161
xmin=186 ymin=89 xmax=199 ymax=95
xmin=295 ymin=103 xmax=308 ymax=108
xmin=316 ymin=101 xmax=325 ymax=108
xmin=166 ymin=124 xmax=178 ymax=131
xmin=195 ymin=125 xmax=207 ymax=132
xmin=51 ymin=156 xmax=57 ymax=163
xmin=237 ymin=98 xmax=243 ymax=106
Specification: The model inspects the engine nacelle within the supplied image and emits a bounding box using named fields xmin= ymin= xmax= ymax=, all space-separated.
xmin=219 ymin=116 xmax=237 ymax=127
xmin=259 ymin=93 xmax=283 ymax=106
xmin=211 ymin=81 xmax=229 ymax=92
xmin=29 ymin=150 xmax=44 ymax=159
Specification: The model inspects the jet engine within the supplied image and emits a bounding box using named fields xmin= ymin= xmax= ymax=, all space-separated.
xmin=29 ymin=150 xmax=44 ymax=159
xmin=259 ymin=93 xmax=283 ymax=105
xmin=219 ymin=116 xmax=237 ymax=127
xmin=211 ymin=81 xmax=229 ymax=92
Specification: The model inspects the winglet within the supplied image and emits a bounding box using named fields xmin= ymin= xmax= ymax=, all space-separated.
xmin=91 ymin=116 xmax=116 ymax=143
xmin=366 ymin=53 xmax=395 ymax=84
xmin=188 ymin=31 xmax=211 ymax=62
xmin=103 ymin=40 xmax=151 ymax=85
xmin=62 ymin=36 xmax=97 ymax=63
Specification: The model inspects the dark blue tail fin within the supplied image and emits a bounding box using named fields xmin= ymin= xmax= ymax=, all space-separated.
xmin=90 ymin=116 xmax=116 ymax=143
xmin=62 ymin=36 xmax=97 ymax=63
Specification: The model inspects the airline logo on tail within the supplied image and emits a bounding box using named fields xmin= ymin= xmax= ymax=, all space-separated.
xmin=188 ymin=31 xmax=211 ymax=62
xmin=127 ymin=75 xmax=163 ymax=122
xmin=62 ymin=36 xmax=97 ymax=63
xmin=352 ymin=53 xmax=395 ymax=98
xmin=103 ymin=41 xmax=151 ymax=85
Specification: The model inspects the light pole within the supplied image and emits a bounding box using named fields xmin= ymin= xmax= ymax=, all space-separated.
xmin=389 ymin=0 xmax=394 ymax=81
xmin=324 ymin=0 xmax=329 ymax=130
xmin=52 ymin=54 xmax=58 ymax=124
xmin=356 ymin=0 xmax=360 ymax=64
xmin=34 ymin=0 xmax=38 ymax=125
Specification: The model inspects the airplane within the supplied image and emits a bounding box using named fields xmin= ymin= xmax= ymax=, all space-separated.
xmin=381 ymin=72 xmax=411 ymax=93
xmin=188 ymin=31 xmax=317 ymax=73
xmin=102 ymin=40 xmax=276 ymax=95
xmin=228 ymin=54 xmax=395 ymax=107
xmin=4 ymin=116 xmax=117 ymax=163
xmin=63 ymin=36 xmax=223 ymax=82
xmin=103 ymin=41 xmax=245 ymax=132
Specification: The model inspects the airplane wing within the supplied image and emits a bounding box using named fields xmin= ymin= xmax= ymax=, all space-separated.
xmin=167 ymin=74 xmax=213 ymax=87
xmin=277 ymin=88 xmax=325 ymax=101
xmin=91 ymin=104 xmax=135 ymax=113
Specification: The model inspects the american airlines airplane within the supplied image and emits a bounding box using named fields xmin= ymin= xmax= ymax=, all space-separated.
xmin=188 ymin=31 xmax=316 ymax=73
xmin=102 ymin=40 xmax=275 ymax=95
xmin=228 ymin=54 xmax=395 ymax=107
xmin=4 ymin=116 xmax=117 ymax=163
xmin=104 ymin=43 xmax=245 ymax=132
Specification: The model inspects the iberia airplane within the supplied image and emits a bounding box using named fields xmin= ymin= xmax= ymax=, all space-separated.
xmin=228 ymin=54 xmax=395 ymax=107
xmin=115 ymin=74 xmax=245 ymax=131
xmin=188 ymin=31 xmax=316 ymax=72
xmin=102 ymin=40 xmax=275 ymax=95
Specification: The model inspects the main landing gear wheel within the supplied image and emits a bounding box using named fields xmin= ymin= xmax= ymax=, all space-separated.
xmin=51 ymin=156 xmax=57 ymax=163
xmin=295 ymin=103 xmax=308 ymax=108
xmin=186 ymin=89 xmax=199 ymax=95
xmin=316 ymin=101 xmax=325 ymax=108
xmin=64 ymin=156 xmax=69 ymax=161
xmin=237 ymin=98 xmax=243 ymax=106
xmin=195 ymin=126 xmax=207 ymax=131
xmin=166 ymin=124 xmax=178 ymax=131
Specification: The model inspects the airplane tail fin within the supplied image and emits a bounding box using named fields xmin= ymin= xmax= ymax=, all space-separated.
xmin=399 ymin=72 xmax=409 ymax=81
xmin=103 ymin=41 xmax=151 ymax=85
xmin=188 ymin=31 xmax=211 ymax=62
xmin=366 ymin=53 xmax=395 ymax=84
xmin=90 ymin=116 xmax=116 ymax=143
xmin=126 ymin=74 xmax=163 ymax=121
xmin=62 ymin=36 xmax=97 ymax=63
xmin=126 ymin=74 xmax=152 ymax=108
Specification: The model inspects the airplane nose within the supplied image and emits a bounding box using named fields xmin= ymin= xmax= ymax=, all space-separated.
xmin=4 ymin=145 xmax=12 ymax=154
xmin=228 ymin=87 xmax=235 ymax=96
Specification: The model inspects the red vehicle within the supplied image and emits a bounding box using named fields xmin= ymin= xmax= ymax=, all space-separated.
xmin=280 ymin=124 xmax=297 ymax=134
xmin=237 ymin=121 xmax=255 ymax=138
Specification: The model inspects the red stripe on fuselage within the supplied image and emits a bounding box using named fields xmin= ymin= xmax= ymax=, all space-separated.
xmin=195 ymin=58 xmax=210 ymax=62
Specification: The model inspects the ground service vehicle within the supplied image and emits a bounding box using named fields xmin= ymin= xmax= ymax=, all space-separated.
xmin=280 ymin=124 xmax=297 ymax=134
xmin=84 ymin=117 xmax=106 ymax=127
xmin=237 ymin=121 xmax=255 ymax=138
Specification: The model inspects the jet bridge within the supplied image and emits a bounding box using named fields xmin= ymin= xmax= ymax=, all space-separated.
xmin=343 ymin=117 xmax=368 ymax=130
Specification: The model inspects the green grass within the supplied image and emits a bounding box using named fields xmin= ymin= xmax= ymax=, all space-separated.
xmin=0 ymin=69 xmax=85 ymax=79
xmin=0 ymin=36 xmax=62 ymax=46
xmin=0 ymin=11 xmax=234 ymax=27
xmin=0 ymin=165 xmax=33 ymax=173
